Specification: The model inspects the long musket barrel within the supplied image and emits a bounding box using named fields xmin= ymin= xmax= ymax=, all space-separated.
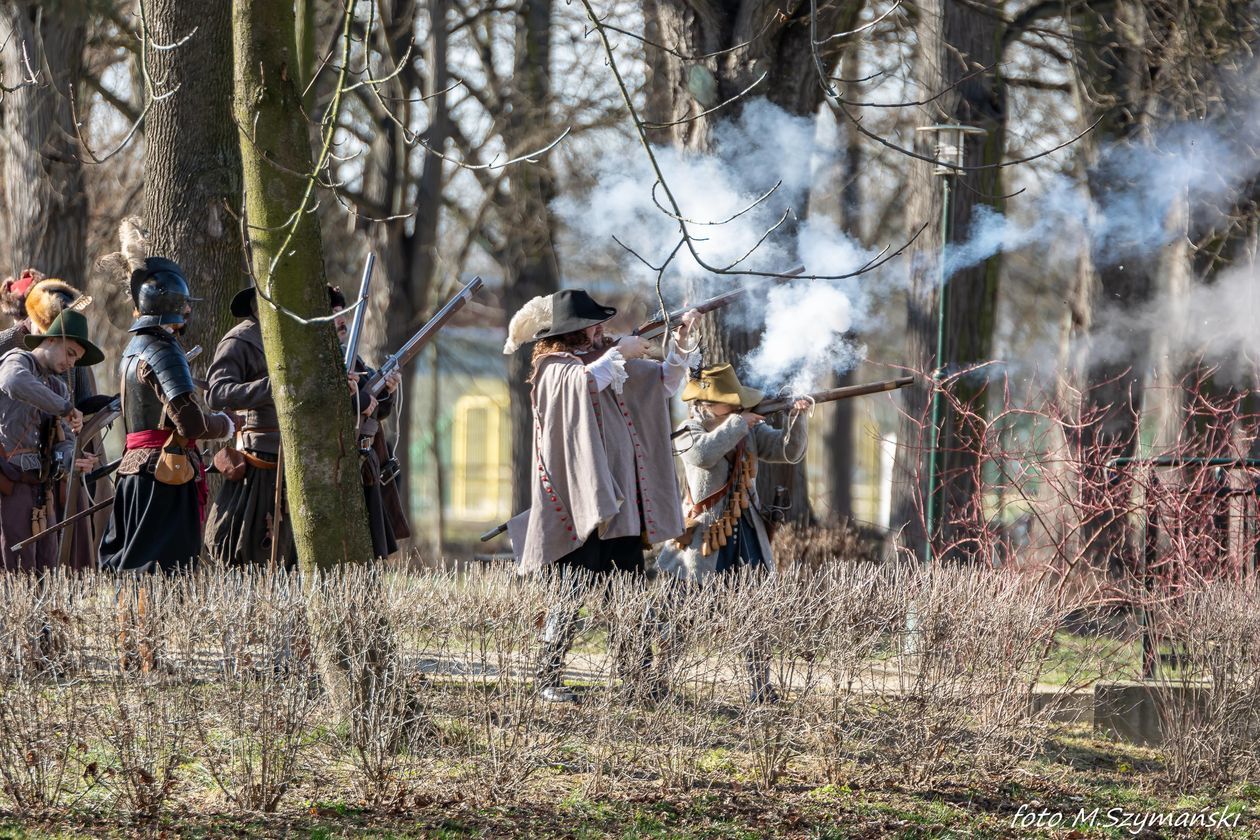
xmin=366 ymin=276 xmax=484 ymax=397
xmin=633 ymin=266 xmax=806 ymax=342
xmin=481 ymin=374 xmax=915 ymax=542
xmin=479 ymin=522 xmax=508 ymax=542
xmin=344 ymin=253 xmax=375 ymax=369
xmin=14 ymin=497 xmax=113 ymax=552
xmin=752 ymin=376 xmax=915 ymax=414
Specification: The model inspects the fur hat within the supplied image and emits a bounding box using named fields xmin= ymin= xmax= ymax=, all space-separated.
xmin=503 ymin=294 xmax=553 ymax=354
xmin=0 ymin=268 xmax=43 ymax=319
xmin=25 ymin=278 xmax=91 ymax=332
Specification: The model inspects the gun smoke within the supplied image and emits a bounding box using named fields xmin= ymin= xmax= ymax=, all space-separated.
xmin=555 ymin=99 xmax=876 ymax=392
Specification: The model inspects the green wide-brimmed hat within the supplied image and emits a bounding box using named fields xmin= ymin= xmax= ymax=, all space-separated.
xmin=24 ymin=309 xmax=104 ymax=366
xmin=681 ymin=363 xmax=763 ymax=409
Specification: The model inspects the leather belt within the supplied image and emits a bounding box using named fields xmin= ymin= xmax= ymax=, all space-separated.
xmin=241 ymin=451 xmax=279 ymax=470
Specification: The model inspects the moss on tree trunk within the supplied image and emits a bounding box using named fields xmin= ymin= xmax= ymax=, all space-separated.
xmin=231 ymin=0 xmax=373 ymax=569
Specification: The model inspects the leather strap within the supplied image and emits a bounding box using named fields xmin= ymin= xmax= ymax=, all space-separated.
xmin=241 ymin=450 xmax=278 ymax=470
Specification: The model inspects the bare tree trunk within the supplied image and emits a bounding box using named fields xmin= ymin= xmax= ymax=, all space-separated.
xmin=144 ymin=0 xmax=245 ymax=368
xmin=360 ymin=0 xmax=448 ymax=531
xmin=890 ymin=0 xmax=1007 ymax=562
xmin=822 ymin=46 xmax=865 ymax=522
xmin=503 ymin=0 xmax=562 ymax=514
xmin=232 ymin=0 xmax=373 ymax=569
xmin=1064 ymin=1 xmax=1160 ymax=579
xmin=0 ymin=1 xmax=86 ymax=281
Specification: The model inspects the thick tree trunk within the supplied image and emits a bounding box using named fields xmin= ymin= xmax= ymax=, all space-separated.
xmin=231 ymin=0 xmax=373 ymax=569
xmin=1064 ymin=1 xmax=1159 ymax=580
xmin=503 ymin=0 xmax=561 ymax=514
xmin=144 ymin=0 xmax=245 ymax=370
xmin=0 ymin=1 xmax=86 ymax=281
xmin=822 ymin=46 xmax=865 ymax=521
xmin=890 ymin=0 xmax=1006 ymax=562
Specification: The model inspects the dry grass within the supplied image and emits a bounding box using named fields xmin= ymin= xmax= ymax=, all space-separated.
xmin=0 ymin=561 xmax=1250 ymax=830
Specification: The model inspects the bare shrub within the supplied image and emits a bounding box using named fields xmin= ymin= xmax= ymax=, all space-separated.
xmin=306 ymin=567 xmax=429 ymax=807
xmin=0 ymin=573 xmax=96 ymax=814
xmin=428 ymin=568 xmax=566 ymax=799
xmin=90 ymin=574 xmax=195 ymax=821
xmin=1157 ymin=581 xmax=1260 ymax=788
xmin=181 ymin=568 xmax=322 ymax=812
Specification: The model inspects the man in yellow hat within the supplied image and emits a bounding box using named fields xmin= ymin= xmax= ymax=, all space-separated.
xmin=656 ymin=363 xmax=810 ymax=702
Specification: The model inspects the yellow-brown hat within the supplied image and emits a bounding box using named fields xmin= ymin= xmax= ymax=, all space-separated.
xmin=25 ymin=278 xmax=91 ymax=332
xmin=681 ymin=363 xmax=764 ymax=409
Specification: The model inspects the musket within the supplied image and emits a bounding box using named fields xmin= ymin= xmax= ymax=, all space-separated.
xmin=750 ymin=376 xmax=915 ymax=414
xmin=14 ymin=496 xmax=113 ymax=552
xmin=364 ymin=276 xmax=484 ymax=397
xmin=632 ymin=266 xmax=806 ymax=342
xmin=344 ymin=253 xmax=375 ymax=370
xmin=483 ymin=375 xmax=917 ymax=542
xmin=479 ymin=522 xmax=508 ymax=542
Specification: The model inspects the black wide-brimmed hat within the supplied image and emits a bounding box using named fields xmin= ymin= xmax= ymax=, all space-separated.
xmin=533 ymin=289 xmax=616 ymax=340
xmin=24 ymin=310 xmax=104 ymax=367
xmin=230 ymin=285 xmax=256 ymax=318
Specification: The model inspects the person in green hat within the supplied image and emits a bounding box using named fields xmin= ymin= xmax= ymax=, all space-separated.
xmin=0 ymin=309 xmax=104 ymax=571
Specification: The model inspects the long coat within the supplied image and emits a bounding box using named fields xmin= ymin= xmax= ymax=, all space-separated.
xmin=509 ymin=353 xmax=684 ymax=574
xmin=204 ymin=319 xmax=292 ymax=567
xmin=656 ymin=413 xmax=807 ymax=581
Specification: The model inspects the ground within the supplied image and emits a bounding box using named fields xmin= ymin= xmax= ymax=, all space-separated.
xmin=0 ymin=726 xmax=1252 ymax=839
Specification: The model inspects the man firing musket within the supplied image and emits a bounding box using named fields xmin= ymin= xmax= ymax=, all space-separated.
xmin=649 ymin=365 xmax=913 ymax=703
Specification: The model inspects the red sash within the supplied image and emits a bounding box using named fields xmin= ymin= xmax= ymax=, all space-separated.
xmin=122 ymin=430 xmax=208 ymax=522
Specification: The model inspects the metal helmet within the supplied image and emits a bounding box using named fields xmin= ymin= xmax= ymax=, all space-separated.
xmin=128 ymin=257 xmax=201 ymax=332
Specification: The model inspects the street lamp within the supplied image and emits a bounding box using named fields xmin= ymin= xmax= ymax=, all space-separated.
xmin=915 ymin=124 xmax=986 ymax=564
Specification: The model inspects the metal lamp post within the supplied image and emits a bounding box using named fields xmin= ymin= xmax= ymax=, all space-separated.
xmin=915 ymin=124 xmax=986 ymax=564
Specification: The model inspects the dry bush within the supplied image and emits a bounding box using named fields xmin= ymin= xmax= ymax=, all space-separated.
xmin=181 ymin=569 xmax=322 ymax=812
xmin=306 ymin=567 xmax=429 ymax=807
xmin=428 ymin=569 xmax=567 ymax=799
xmin=0 ymin=555 xmax=1253 ymax=816
xmin=91 ymin=575 xmax=196 ymax=821
xmin=1156 ymin=581 xmax=1260 ymax=788
xmin=0 ymin=573 xmax=97 ymax=815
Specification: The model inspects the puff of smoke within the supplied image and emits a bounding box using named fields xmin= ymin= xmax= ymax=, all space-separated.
xmin=1079 ymin=260 xmax=1260 ymax=380
xmin=744 ymin=279 xmax=865 ymax=394
xmin=554 ymin=99 xmax=838 ymax=289
xmin=943 ymin=110 xmax=1260 ymax=283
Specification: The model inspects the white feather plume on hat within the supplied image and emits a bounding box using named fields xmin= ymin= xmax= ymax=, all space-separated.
xmin=503 ymin=294 xmax=552 ymax=354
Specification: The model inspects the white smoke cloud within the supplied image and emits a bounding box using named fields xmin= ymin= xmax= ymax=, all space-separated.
xmin=945 ymin=111 xmax=1260 ymax=284
xmin=744 ymin=278 xmax=866 ymax=393
xmin=554 ymin=99 xmax=876 ymax=391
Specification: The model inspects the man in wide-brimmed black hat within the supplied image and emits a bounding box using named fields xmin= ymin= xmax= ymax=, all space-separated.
xmin=503 ymin=287 xmax=699 ymax=702
xmin=0 ymin=310 xmax=104 ymax=571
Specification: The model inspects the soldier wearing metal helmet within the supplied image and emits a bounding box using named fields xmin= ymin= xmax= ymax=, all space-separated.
xmin=98 ymin=257 xmax=235 ymax=574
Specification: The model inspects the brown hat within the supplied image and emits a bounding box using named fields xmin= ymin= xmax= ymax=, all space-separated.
xmin=681 ymin=364 xmax=763 ymax=409
xmin=25 ymin=278 xmax=91 ymax=332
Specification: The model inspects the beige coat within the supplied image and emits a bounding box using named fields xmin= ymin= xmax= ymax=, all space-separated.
xmin=656 ymin=412 xmax=807 ymax=581
xmin=510 ymin=353 xmax=684 ymax=574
